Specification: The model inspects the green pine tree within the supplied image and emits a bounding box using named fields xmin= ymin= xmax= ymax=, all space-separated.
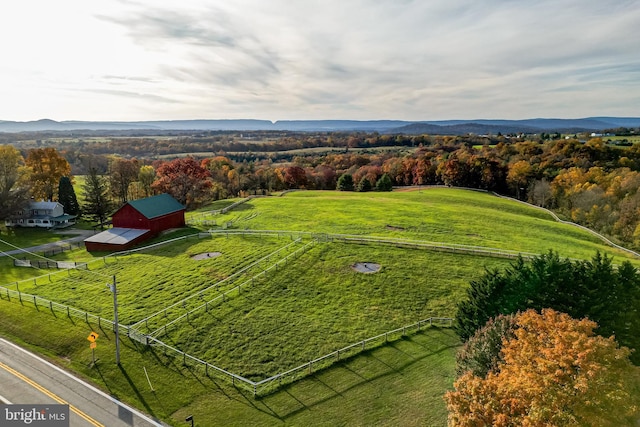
xmin=82 ymin=167 xmax=112 ymax=228
xmin=57 ymin=176 xmax=80 ymax=215
xmin=356 ymin=176 xmax=372 ymax=192
xmin=336 ymin=173 xmax=354 ymax=191
xmin=375 ymin=173 xmax=393 ymax=191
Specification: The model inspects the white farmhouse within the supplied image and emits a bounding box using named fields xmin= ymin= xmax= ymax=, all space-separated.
xmin=5 ymin=201 xmax=76 ymax=229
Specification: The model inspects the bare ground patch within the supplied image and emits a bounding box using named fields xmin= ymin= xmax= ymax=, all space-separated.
xmin=352 ymin=262 xmax=381 ymax=273
xmin=191 ymin=252 xmax=222 ymax=260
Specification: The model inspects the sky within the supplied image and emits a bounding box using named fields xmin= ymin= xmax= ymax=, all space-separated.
xmin=1 ymin=0 xmax=639 ymax=122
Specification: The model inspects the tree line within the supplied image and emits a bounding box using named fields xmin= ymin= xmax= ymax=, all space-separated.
xmin=3 ymin=134 xmax=640 ymax=249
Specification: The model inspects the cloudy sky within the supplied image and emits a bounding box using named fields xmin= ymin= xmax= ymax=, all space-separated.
xmin=1 ymin=0 xmax=639 ymax=122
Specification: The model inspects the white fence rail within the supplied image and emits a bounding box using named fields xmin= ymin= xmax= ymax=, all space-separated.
xmin=146 ymin=317 xmax=453 ymax=397
xmin=0 ymin=285 xmax=129 ymax=338
xmin=129 ymin=237 xmax=312 ymax=336
xmin=147 ymin=239 xmax=317 ymax=339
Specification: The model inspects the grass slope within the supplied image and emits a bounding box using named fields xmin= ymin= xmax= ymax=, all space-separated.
xmin=189 ymin=189 xmax=638 ymax=262
xmin=1 ymin=188 xmax=637 ymax=426
xmin=0 ymin=300 xmax=458 ymax=426
xmin=165 ymin=243 xmax=509 ymax=380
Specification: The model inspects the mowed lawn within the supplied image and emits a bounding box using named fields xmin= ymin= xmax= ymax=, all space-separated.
xmin=191 ymin=188 xmax=638 ymax=262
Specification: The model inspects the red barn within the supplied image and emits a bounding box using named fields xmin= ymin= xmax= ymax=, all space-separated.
xmin=85 ymin=194 xmax=185 ymax=252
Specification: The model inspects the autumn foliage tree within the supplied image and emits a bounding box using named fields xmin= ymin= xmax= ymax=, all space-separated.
xmin=108 ymin=157 xmax=140 ymax=204
xmin=26 ymin=147 xmax=71 ymax=201
xmin=152 ymin=157 xmax=212 ymax=208
xmin=455 ymin=313 xmax=517 ymax=378
xmin=0 ymin=145 xmax=31 ymax=220
xmin=446 ymin=309 xmax=640 ymax=426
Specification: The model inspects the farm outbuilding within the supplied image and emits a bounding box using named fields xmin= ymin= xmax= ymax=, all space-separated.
xmin=84 ymin=193 xmax=186 ymax=252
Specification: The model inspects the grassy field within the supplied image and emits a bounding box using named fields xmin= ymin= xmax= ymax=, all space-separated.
xmin=1 ymin=187 xmax=638 ymax=426
xmin=188 ymin=188 xmax=638 ymax=262
xmin=164 ymin=242 xmax=510 ymax=380
xmin=0 ymin=300 xmax=458 ymax=426
xmin=9 ymin=234 xmax=291 ymax=322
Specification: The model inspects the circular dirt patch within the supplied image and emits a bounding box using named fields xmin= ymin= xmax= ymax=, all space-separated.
xmin=352 ymin=262 xmax=381 ymax=273
xmin=191 ymin=252 xmax=222 ymax=260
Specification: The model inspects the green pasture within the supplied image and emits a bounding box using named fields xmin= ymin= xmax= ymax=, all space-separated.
xmin=190 ymin=188 xmax=639 ymax=263
xmin=1 ymin=187 xmax=639 ymax=426
xmin=165 ymin=242 xmax=510 ymax=380
xmin=8 ymin=235 xmax=291 ymax=324
xmin=605 ymin=135 xmax=640 ymax=144
xmin=0 ymin=299 xmax=458 ymax=426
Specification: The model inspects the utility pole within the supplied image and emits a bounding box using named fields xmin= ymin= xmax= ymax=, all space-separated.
xmin=111 ymin=275 xmax=120 ymax=365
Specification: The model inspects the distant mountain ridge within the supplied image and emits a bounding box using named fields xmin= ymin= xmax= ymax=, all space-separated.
xmin=0 ymin=117 xmax=639 ymax=134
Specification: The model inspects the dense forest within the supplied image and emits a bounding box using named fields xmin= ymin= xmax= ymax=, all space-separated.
xmin=3 ymin=129 xmax=640 ymax=249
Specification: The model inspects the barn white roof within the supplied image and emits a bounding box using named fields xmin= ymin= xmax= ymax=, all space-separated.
xmin=84 ymin=228 xmax=150 ymax=245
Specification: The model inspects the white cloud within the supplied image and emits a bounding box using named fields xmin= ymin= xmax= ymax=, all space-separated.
xmin=1 ymin=0 xmax=639 ymax=121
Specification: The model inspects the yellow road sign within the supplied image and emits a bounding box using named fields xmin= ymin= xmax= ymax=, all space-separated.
xmin=90 ymin=342 xmax=97 ymax=349
xmin=87 ymin=332 xmax=99 ymax=342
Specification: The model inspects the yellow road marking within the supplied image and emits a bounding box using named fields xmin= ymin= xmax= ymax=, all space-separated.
xmin=0 ymin=361 xmax=104 ymax=427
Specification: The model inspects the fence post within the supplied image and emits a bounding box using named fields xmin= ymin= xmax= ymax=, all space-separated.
xmin=67 ymin=306 xmax=70 ymax=318
xmin=18 ymin=291 xmax=22 ymax=303
xmin=49 ymin=301 xmax=53 ymax=313
xmin=33 ymin=295 xmax=37 ymax=309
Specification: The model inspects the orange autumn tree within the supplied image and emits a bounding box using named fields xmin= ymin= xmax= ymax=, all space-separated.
xmin=445 ymin=309 xmax=640 ymax=426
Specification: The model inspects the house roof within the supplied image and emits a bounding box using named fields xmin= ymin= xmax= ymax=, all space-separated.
xmin=84 ymin=228 xmax=150 ymax=245
xmin=30 ymin=201 xmax=61 ymax=210
xmin=125 ymin=194 xmax=185 ymax=219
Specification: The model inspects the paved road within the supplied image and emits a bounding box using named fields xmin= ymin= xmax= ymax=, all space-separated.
xmin=0 ymin=338 xmax=168 ymax=427
xmin=0 ymin=229 xmax=96 ymax=257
